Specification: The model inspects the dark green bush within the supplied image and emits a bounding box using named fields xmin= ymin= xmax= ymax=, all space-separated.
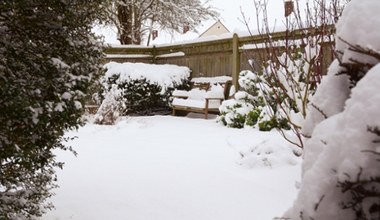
xmin=258 ymin=117 xmax=291 ymax=131
xmin=245 ymin=109 xmax=261 ymax=127
xmin=101 ymin=74 xmax=191 ymax=116
xmin=0 ymin=0 xmax=105 ymax=218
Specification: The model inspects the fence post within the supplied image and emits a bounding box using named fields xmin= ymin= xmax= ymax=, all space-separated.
xmin=232 ymin=33 xmax=240 ymax=90
xmin=152 ymin=45 xmax=157 ymax=64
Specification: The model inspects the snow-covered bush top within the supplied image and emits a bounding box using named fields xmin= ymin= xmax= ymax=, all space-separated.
xmin=336 ymin=0 xmax=380 ymax=65
xmin=285 ymin=0 xmax=380 ymax=219
xmin=103 ymin=62 xmax=191 ymax=94
xmin=238 ymin=69 xmax=258 ymax=90
xmin=301 ymin=60 xmax=350 ymax=137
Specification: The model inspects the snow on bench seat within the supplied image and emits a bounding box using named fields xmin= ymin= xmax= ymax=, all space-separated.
xmin=172 ymin=90 xmax=190 ymax=98
xmin=171 ymin=82 xmax=231 ymax=119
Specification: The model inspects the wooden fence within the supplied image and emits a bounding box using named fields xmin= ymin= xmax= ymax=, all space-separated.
xmin=105 ymin=26 xmax=335 ymax=88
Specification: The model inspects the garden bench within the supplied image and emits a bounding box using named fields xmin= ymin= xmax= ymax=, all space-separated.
xmin=171 ymin=80 xmax=233 ymax=119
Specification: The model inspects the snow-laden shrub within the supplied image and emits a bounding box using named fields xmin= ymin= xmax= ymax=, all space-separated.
xmin=218 ymin=91 xmax=255 ymax=128
xmin=218 ymin=70 xmax=290 ymax=131
xmin=94 ymin=85 xmax=125 ymax=125
xmin=221 ymin=39 xmax=320 ymax=146
xmin=284 ymin=0 xmax=380 ymax=219
xmin=259 ymin=43 xmax=320 ymax=145
xmin=95 ymin=62 xmax=191 ymax=122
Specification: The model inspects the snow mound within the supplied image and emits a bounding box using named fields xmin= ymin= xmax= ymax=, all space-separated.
xmin=228 ymin=132 xmax=300 ymax=168
xmin=238 ymin=142 xmax=299 ymax=168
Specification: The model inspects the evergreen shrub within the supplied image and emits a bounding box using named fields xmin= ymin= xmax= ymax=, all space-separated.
xmin=95 ymin=70 xmax=191 ymax=123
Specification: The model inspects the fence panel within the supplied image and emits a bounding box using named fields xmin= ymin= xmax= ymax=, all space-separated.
xmin=104 ymin=26 xmax=335 ymax=87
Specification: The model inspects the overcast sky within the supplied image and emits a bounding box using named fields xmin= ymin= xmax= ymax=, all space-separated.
xmin=210 ymin=0 xmax=286 ymax=32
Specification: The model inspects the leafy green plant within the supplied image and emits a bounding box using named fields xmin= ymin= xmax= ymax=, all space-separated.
xmin=218 ymin=70 xmax=291 ymax=131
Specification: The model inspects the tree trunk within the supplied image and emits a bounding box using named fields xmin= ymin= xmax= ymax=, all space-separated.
xmin=117 ymin=4 xmax=142 ymax=45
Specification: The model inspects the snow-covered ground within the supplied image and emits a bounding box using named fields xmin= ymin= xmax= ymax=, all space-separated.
xmin=44 ymin=114 xmax=301 ymax=220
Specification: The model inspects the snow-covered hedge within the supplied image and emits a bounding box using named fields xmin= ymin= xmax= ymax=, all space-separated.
xmin=95 ymin=62 xmax=191 ymax=124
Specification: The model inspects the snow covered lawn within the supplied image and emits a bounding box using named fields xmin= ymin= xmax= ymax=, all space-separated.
xmin=44 ymin=115 xmax=301 ymax=220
